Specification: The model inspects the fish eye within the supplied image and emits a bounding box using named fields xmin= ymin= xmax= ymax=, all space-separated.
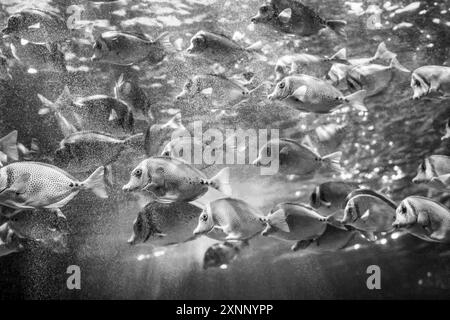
xmin=420 ymin=161 xmax=426 ymax=171
xmin=415 ymin=79 xmax=421 ymax=87
xmin=347 ymin=206 xmax=353 ymax=214
xmin=163 ymin=151 xmax=170 ymax=156
xmin=193 ymin=36 xmax=205 ymax=44
xmin=94 ymin=42 xmax=102 ymax=50
xmin=133 ymin=168 xmax=142 ymax=177
xmin=201 ymin=213 xmax=208 ymax=222
xmin=311 ymin=192 xmax=317 ymax=203
xmin=278 ymin=82 xmax=285 ymax=89
xmin=401 ymin=205 xmax=407 ymax=214
xmin=266 ymin=147 xmax=271 ymax=157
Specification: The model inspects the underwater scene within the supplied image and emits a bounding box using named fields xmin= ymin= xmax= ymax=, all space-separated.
xmin=0 ymin=0 xmax=449 ymax=300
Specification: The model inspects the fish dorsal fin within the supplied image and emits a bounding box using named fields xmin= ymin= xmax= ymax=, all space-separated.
xmin=342 ymin=189 xmax=397 ymax=210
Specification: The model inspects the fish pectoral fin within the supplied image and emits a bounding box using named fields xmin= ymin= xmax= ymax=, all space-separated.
xmin=288 ymin=85 xmax=307 ymax=103
xmin=200 ymin=87 xmax=213 ymax=95
xmin=429 ymin=229 xmax=447 ymax=241
xmin=27 ymin=22 xmax=41 ymax=29
xmin=291 ymin=239 xmax=312 ymax=251
xmin=278 ymin=8 xmax=292 ymax=24
xmin=108 ymin=109 xmax=118 ymax=121
xmin=433 ymin=174 xmax=450 ymax=186
xmin=360 ymin=209 xmax=371 ymax=221
xmin=142 ymin=182 xmax=159 ymax=192
xmin=279 ymin=146 xmax=290 ymax=156
xmin=6 ymin=173 xmax=31 ymax=195
xmin=268 ymin=209 xmax=290 ymax=233
xmin=155 ymin=233 xmax=167 ymax=238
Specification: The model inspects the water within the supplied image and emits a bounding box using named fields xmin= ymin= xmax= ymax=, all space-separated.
xmin=0 ymin=0 xmax=449 ymax=299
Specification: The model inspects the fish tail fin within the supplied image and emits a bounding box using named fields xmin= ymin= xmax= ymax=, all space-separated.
xmin=155 ymin=32 xmax=176 ymax=54
xmin=344 ymin=90 xmax=367 ymax=112
xmin=37 ymin=93 xmax=57 ymax=115
xmin=82 ymin=166 xmax=108 ymax=198
xmin=389 ymin=56 xmax=410 ymax=73
xmin=321 ymin=151 xmax=343 ymax=173
xmin=326 ymin=20 xmax=347 ymax=37
xmin=0 ymin=130 xmax=18 ymax=161
xmin=267 ymin=209 xmax=290 ymax=232
xmin=208 ymin=167 xmax=232 ymax=196
xmin=373 ymin=42 xmax=396 ymax=63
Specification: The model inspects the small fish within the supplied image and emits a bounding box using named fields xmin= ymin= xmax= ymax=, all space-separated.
xmin=54 ymin=131 xmax=143 ymax=173
xmin=327 ymin=42 xmax=397 ymax=87
xmin=268 ymin=75 xmax=367 ymax=113
xmin=114 ymin=74 xmax=153 ymax=122
xmin=0 ymin=130 xmax=19 ymax=165
xmin=8 ymin=36 xmax=66 ymax=73
xmin=274 ymin=48 xmax=347 ymax=81
xmin=261 ymin=203 xmax=327 ymax=251
xmin=193 ymin=197 xmax=264 ymax=240
xmin=0 ymin=222 xmax=23 ymax=257
xmin=410 ymin=66 xmax=450 ymax=100
xmin=91 ymin=31 xmax=174 ymax=65
xmin=0 ymin=162 xmax=107 ymax=210
xmin=203 ymin=241 xmax=247 ymax=269
xmin=339 ymin=189 xmax=397 ymax=240
xmin=144 ymin=113 xmax=188 ymax=156
xmin=185 ymin=30 xmax=262 ymax=64
xmin=310 ymin=181 xmax=360 ymax=217
xmin=7 ymin=208 xmax=69 ymax=246
xmin=250 ymin=0 xmax=347 ymax=37
xmin=2 ymin=9 xmax=69 ymax=44
xmin=394 ymin=196 xmax=450 ymax=243
xmin=122 ymin=157 xmax=231 ymax=203
xmin=412 ymin=155 xmax=450 ymax=192
xmin=38 ymin=87 xmax=134 ymax=135
xmin=346 ymin=57 xmax=410 ymax=96
xmin=253 ymin=138 xmax=343 ymax=176
xmin=442 ymin=119 xmax=450 ymax=141
xmin=175 ymin=74 xmax=250 ymax=107
xmin=128 ymin=201 xmax=202 ymax=246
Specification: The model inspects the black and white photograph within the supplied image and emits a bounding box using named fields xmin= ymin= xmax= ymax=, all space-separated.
xmin=0 ymin=0 xmax=449 ymax=303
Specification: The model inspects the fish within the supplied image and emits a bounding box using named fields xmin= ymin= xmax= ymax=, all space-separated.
xmin=1 ymin=9 xmax=69 ymax=44
xmin=410 ymin=66 xmax=450 ymax=100
xmin=38 ymin=87 xmax=134 ymax=135
xmin=54 ymin=131 xmax=143 ymax=173
xmin=203 ymin=241 xmax=247 ymax=269
xmin=309 ymin=181 xmax=360 ymax=217
xmin=0 ymin=130 xmax=19 ymax=165
xmin=128 ymin=201 xmax=202 ymax=246
xmin=6 ymin=208 xmax=69 ymax=246
xmin=253 ymin=138 xmax=343 ymax=176
xmin=0 ymin=222 xmax=23 ymax=257
xmin=327 ymin=42 xmax=397 ymax=87
xmin=175 ymin=74 xmax=250 ymax=107
xmin=442 ymin=119 xmax=450 ymax=141
xmin=261 ymin=202 xmax=327 ymax=251
xmin=91 ymin=31 xmax=174 ymax=65
xmin=8 ymin=36 xmax=66 ymax=73
xmin=144 ymin=113 xmax=188 ymax=156
xmin=114 ymin=74 xmax=152 ymax=122
xmin=0 ymin=162 xmax=107 ymax=210
xmin=122 ymin=157 xmax=231 ymax=203
xmin=274 ymin=48 xmax=348 ymax=81
xmin=250 ymin=0 xmax=347 ymax=37
xmin=268 ymin=75 xmax=367 ymax=113
xmin=412 ymin=155 xmax=450 ymax=192
xmin=185 ymin=30 xmax=262 ymax=64
xmin=193 ymin=197 xmax=264 ymax=240
xmin=393 ymin=196 xmax=450 ymax=243
xmin=345 ymin=57 xmax=410 ymax=96
xmin=339 ymin=189 xmax=397 ymax=240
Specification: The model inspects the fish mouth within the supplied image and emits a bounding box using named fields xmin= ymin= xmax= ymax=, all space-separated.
xmin=122 ymin=184 xmax=139 ymax=192
xmin=252 ymin=158 xmax=271 ymax=167
xmin=175 ymin=91 xmax=187 ymax=101
xmin=250 ymin=15 xmax=261 ymax=23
